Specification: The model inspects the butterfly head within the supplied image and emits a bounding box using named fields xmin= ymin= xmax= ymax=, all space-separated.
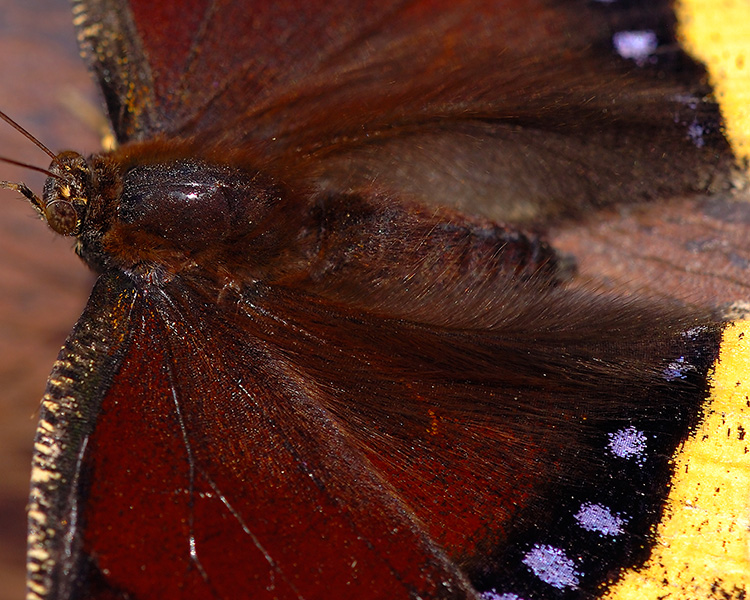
xmin=40 ymin=151 xmax=93 ymax=236
xmin=0 ymin=111 xmax=94 ymax=238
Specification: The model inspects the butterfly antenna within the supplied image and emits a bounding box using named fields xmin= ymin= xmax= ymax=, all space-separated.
xmin=0 ymin=110 xmax=61 ymax=166
xmin=0 ymin=155 xmax=60 ymax=179
xmin=0 ymin=110 xmax=66 ymax=209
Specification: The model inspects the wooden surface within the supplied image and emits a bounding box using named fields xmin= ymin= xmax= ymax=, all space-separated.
xmin=0 ymin=1 xmax=98 ymax=598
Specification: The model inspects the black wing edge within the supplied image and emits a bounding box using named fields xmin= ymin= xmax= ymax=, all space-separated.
xmin=26 ymin=271 xmax=136 ymax=600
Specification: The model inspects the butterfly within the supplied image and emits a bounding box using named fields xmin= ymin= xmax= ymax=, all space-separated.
xmin=1 ymin=0 xmax=749 ymax=599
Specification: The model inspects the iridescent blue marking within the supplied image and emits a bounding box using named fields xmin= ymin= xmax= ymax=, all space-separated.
xmin=613 ymin=30 xmax=658 ymax=65
xmin=481 ymin=592 xmax=524 ymax=600
xmin=522 ymin=544 xmax=581 ymax=590
xmin=684 ymin=325 xmax=708 ymax=340
xmin=608 ymin=426 xmax=647 ymax=463
xmin=663 ymin=356 xmax=696 ymax=381
xmin=687 ymin=120 xmax=706 ymax=148
xmin=574 ymin=502 xmax=626 ymax=536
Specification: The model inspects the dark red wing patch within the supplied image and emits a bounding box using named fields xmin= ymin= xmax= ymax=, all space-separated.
xmin=47 ymin=272 xmax=476 ymax=599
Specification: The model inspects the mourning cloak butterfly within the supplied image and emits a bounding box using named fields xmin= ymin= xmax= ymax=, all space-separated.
xmin=1 ymin=1 xmax=749 ymax=599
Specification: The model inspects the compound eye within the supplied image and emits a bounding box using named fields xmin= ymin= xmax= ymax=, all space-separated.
xmin=45 ymin=199 xmax=79 ymax=235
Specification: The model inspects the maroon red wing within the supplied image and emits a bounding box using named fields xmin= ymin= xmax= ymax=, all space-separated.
xmin=46 ymin=272 xmax=477 ymax=599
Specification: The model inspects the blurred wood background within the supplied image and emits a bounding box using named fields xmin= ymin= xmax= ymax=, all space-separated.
xmin=0 ymin=1 xmax=98 ymax=598
xmin=0 ymin=1 xmax=748 ymax=600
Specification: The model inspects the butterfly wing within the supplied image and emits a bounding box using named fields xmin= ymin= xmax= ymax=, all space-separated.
xmin=73 ymin=0 xmax=733 ymax=223
xmin=24 ymin=0 xmax=745 ymax=599
xmin=27 ymin=186 xmax=722 ymax=599
xmin=28 ymin=270 xmax=484 ymax=600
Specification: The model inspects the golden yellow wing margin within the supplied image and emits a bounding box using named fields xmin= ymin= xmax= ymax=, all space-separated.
xmin=605 ymin=320 xmax=750 ymax=599
xmin=676 ymin=0 xmax=750 ymax=165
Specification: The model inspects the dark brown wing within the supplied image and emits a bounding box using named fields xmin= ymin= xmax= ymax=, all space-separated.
xmin=72 ymin=0 xmax=734 ymax=223
xmin=27 ymin=198 xmax=721 ymax=599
